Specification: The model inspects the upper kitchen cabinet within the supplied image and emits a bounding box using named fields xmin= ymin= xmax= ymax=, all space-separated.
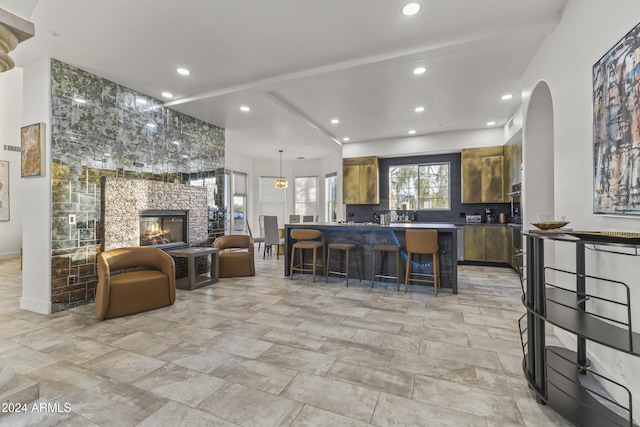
xmin=504 ymin=140 xmax=522 ymax=190
xmin=343 ymin=156 xmax=379 ymax=204
xmin=461 ymin=146 xmax=504 ymax=203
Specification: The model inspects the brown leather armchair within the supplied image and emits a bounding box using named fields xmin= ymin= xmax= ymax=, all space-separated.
xmin=95 ymin=247 xmax=176 ymax=320
xmin=212 ymin=235 xmax=255 ymax=277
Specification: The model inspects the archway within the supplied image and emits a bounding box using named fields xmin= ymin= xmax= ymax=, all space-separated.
xmin=523 ymin=81 xmax=555 ymax=225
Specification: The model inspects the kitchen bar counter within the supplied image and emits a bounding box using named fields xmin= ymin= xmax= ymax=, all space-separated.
xmin=284 ymin=222 xmax=457 ymax=293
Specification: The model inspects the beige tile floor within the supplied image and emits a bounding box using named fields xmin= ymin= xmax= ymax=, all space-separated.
xmin=0 ymin=255 xmax=573 ymax=426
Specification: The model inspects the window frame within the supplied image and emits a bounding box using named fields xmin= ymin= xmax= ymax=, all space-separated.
xmin=325 ymin=172 xmax=337 ymax=223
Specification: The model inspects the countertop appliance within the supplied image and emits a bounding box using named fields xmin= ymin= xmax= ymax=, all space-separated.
xmin=484 ymin=208 xmax=495 ymax=223
xmin=465 ymin=214 xmax=482 ymax=223
xmin=497 ymin=213 xmax=507 ymax=224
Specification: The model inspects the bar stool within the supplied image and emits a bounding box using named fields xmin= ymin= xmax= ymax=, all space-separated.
xmin=371 ymin=244 xmax=402 ymax=291
xmin=325 ymin=243 xmax=361 ymax=287
xmin=289 ymin=229 xmax=324 ymax=282
xmin=404 ymin=229 xmax=439 ymax=296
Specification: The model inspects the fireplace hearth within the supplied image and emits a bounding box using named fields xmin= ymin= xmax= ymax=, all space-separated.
xmin=139 ymin=210 xmax=188 ymax=249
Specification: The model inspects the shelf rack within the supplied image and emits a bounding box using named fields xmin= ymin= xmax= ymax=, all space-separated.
xmin=522 ymin=231 xmax=640 ymax=427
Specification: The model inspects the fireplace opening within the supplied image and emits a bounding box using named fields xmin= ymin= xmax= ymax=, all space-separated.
xmin=139 ymin=210 xmax=188 ymax=249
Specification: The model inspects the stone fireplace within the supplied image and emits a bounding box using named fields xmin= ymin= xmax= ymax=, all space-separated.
xmin=101 ymin=177 xmax=208 ymax=251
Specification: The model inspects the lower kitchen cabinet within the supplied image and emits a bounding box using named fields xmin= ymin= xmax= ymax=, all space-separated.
xmin=464 ymin=225 xmax=509 ymax=263
xmin=508 ymin=224 xmax=523 ymax=270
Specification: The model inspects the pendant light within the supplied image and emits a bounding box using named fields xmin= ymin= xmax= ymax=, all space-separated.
xmin=275 ymin=149 xmax=288 ymax=189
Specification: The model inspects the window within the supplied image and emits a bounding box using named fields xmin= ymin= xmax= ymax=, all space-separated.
xmin=389 ymin=163 xmax=450 ymax=210
xmin=232 ymin=172 xmax=247 ymax=233
xmin=325 ymin=173 xmax=337 ymax=222
xmin=295 ymin=176 xmax=319 ymax=216
xmin=259 ymin=176 xmax=286 ymax=228
xmin=218 ymin=170 xmax=247 ymax=234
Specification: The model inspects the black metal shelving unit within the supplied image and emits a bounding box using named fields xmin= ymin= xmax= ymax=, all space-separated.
xmin=521 ymin=231 xmax=640 ymax=427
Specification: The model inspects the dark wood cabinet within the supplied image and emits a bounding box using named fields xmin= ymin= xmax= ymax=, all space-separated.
xmin=461 ymin=146 xmax=505 ymax=203
xmin=343 ymin=156 xmax=379 ymax=204
xmin=508 ymin=225 xmax=522 ymax=270
xmin=464 ymin=225 xmax=509 ymax=263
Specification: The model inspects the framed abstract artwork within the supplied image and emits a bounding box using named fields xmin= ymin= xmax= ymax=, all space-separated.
xmin=593 ymin=21 xmax=640 ymax=215
xmin=0 ymin=161 xmax=8 ymax=221
xmin=20 ymin=123 xmax=45 ymax=178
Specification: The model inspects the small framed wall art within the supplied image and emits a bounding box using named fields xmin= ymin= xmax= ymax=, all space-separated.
xmin=20 ymin=123 xmax=45 ymax=178
xmin=0 ymin=160 xmax=8 ymax=221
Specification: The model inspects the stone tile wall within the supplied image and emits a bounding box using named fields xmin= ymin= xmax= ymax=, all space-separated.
xmin=50 ymin=59 xmax=224 ymax=312
xmin=101 ymin=177 xmax=208 ymax=250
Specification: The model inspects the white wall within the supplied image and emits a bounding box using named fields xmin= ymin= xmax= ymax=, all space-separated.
xmin=228 ymin=147 xmax=344 ymax=234
xmin=20 ymin=59 xmax=52 ymax=314
xmin=342 ymin=128 xmax=504 ymax=159
xmin=522 ymin=0 xmax=640 ymax=416
xmin=320 ymin=149 xmax=343 ymax=221
xmin=0 ymin=68 xmax=23 ymax=259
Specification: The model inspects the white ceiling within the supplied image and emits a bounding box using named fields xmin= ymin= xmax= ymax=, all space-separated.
xmin=2 ymin=0 xmax=567 ymax=161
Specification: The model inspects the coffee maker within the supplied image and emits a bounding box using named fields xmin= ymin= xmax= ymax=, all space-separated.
xmin=484 ymin=208 xmax=496 ymax=223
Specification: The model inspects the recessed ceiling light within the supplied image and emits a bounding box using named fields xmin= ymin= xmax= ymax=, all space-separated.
xmin=343 ymin=137 xmax=350 ymax=142
xmin=176 ymin=68 xmax=190 ymax=76
xmin=402 ymin=2 xmax=422 ymax=16
xmin=413 ymin=67 xmax=426 ymax=75
xmin=414 ymin=106 xmax=425 ymax=113
xmin=297 ymin=157 xmax=306 ymax=160
xmin=73 ymin=97 xmax=87 ymax=104
xmin=172 ymin=141 xmax=180 ymax=145
xmin=409 ymin=130 xmax=416 ymax=135
xmin=146 ymin=122 xmax=157 ymax=128
xmin=162 ymin=92 xmax=174 ymax=98
xmin=103 ymin=153 xmax=111 ymax=157
xmin=487 ymin=121 xmax=496 ymax=126
xmin=181 ymin=155 xmax=189 ymax=158
xmin=331 ymin=118 xmax=340 ymax=124
xmin=501 ymin=94 xmax=513 ymax=100
xmin=240 ymin=106 xmax=250 ymax=112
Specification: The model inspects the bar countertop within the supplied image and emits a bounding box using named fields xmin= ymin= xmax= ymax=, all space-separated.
xmin=285 ymin=222 xmax=457 ymax=230
xmin=284 ymin=222 xmax=457 ymax=293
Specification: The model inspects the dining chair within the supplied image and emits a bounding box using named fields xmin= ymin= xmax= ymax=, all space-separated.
xmin=250 ymin=215 xmax=265 ymax=250
xmin=289 ymin=215 xmax=301 ymax=223
xmin=302 ymin=215 xmax=315 ymax=222
xmin=263 ymin=215 xmax=285 ymax=259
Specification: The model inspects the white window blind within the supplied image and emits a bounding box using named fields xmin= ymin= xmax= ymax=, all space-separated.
xmin=260 ymin=176 xmax=286 ymax=227
xmin=295 ymin=176 xmax=319 ymax=216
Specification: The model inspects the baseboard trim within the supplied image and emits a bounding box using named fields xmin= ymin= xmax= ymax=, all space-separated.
xmin=0 ymin=252 xmax=20 ymax=260
xmin=19 ymin=297 xmax=51 ymax=315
